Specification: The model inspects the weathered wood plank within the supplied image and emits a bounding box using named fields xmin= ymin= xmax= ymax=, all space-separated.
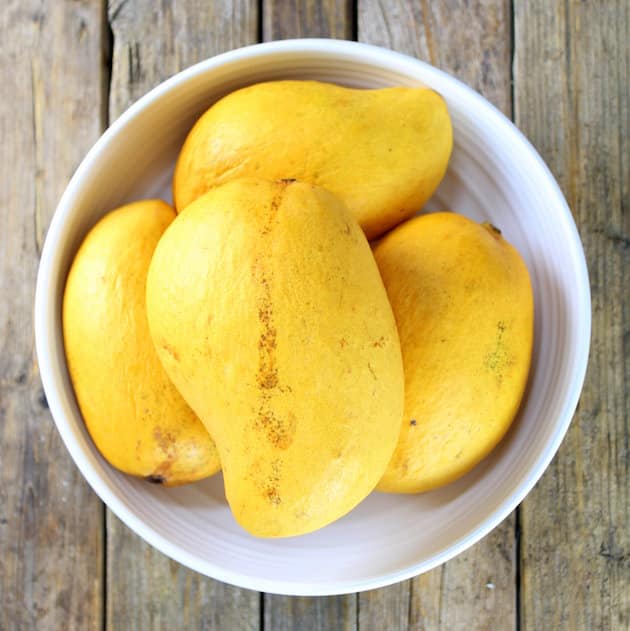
xmin=415 ymin=532 xmax=516 ymax=630
xmin=359 ymin=0 xmax=512 ymax=113
xmin=264 ymin=594 xmax=357 ymax=631
xmin=106 ymin=1 xmax=260 ymax=629
xmin=108 ymin=0 xmax=259 ymax=121
xmin=0 ymin=1 xmax=106 ymax=629
xmin=263 ymin=0 xmax=353 ymax=39
xmin=107 ymin=513 xmax=260 ymax=631
xmin=514 ymin=1 xmax=629 ymax=629
xmin=261 ymin=2 xmax=359 ymax=628
xmin=406 ymin=571 xmax=442 ymax=629
xmin=357 ymin=582 xmax=411 ymax=631
xmin=358 ymin=2 xmax=517 ymax=629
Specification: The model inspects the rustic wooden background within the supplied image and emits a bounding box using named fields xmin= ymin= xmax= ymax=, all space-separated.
xmin=1 ymin=0 xmax=628 ymax=629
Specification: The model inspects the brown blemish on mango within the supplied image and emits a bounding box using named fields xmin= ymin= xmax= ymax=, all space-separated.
xmin=367 ymin=362 xmax=377 ymax=380
xmin=152 ymin=426 xmax=176 ymax=456
xmin=483 ymin=320 xmax=516 ymax=387
xmin=265 ymin=488 xmax=281 ymax=504
xmin=161 ymin=342 xmax=180 ymax=362
xmin=264 ymin=459 xmax=282 ymax=505
xmin=254 ymin=194 xmax=281 ymax=392
xmin=252 ymin=189 xmax=296 ymax=450
xmin=146 ymin=457 xmax=176 ymax=484
xmin=256 ymin=409 xmax=296 ymax=450
xmin=256 ymin=275 xmax=278 ymax=392
xmin=256 ymin=283 xmax=278 ymax=391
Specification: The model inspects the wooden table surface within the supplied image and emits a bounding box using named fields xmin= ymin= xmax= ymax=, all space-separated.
xmin=1 ymin=1 xmax=628 ymax=629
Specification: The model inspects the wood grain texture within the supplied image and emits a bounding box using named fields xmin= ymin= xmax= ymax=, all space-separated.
xmin=358 ymin=2 xmax=517 ymax=629
xmin=106 ymin=514 xmax=259 ymax=631
xmin=263 ymin=594 xmax=357 ymax=631
xmin=263 ymin=0 xmax=353 ymax=39
xmin=106 ymin=1 xmax=260 ymax=629
xmin=0 ymin=1 xmax=106 ymax=629
xmin=359 ymin=0 xmax=512 ymax=115
xmin=108 ymin=0 xmax=259 ymax=120
xmin=357 ymin=531 xmax=517 ymax=631
xmin=358 ymin=582 xmax=410 ymax=631
xmin=514 ymin=1 xmax=629 ymax=629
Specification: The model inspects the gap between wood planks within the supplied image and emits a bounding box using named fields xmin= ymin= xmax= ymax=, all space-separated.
xmin=102 ymin=3 xmax=114 ymax=631
xmin=509 ymin=2 xmax=521 ymax=627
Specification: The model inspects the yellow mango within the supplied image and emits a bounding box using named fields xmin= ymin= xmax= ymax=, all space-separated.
xmin=146 ymin=178 xmax=404 ymax=536
xmin=63 ymin=200 xmax=220 ymax=485
xmin=173 ymin=80 xmax=452 ymax=240
xmin=375 ymin=212 xmax=534 ymax=493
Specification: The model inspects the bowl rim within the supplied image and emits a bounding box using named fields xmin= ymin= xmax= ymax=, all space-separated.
xmin=34 ymin=37 xmax=591 ymax=596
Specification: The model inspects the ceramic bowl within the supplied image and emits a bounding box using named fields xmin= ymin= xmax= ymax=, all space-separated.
xmin=34 ymin=39 xmax=590 ymax=595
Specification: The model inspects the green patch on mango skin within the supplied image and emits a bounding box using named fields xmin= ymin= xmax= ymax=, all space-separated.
xmin=483 ymin=320 xmax=517 ymax=387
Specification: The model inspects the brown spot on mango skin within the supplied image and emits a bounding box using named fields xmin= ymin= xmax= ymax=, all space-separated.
xmin=255 ymin=276 xmax=279 ymax=392
xmin=263 ymin=459 xmax=282 ymax=505
xmin=152 ymin=427 xmax=176 ymax=455
xmin=258 ymin=369 xmax=278 ymax=390
xmin=161 ymin=342 xmax=180 ymax=362
xmin=265 ymin=488 xmax=281 ymax=504
xmin=256 ymin=410 xmax=296 ymax=450
xmin=252 ymin=190 xmax=296 ymax=451
xmin=484 ymin=320 xmax=516 ymax=386
xmin=148 ymin=455 xmax=179 ymax=485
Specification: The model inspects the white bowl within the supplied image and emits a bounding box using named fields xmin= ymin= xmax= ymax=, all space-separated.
xmin=35 ymin=39 xmax=590 ymax=596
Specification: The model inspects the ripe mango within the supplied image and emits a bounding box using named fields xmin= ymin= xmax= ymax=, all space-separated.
xmin=146 ymin=178 xmax=404 ymax=536
xmin=375 ymin=212 xmax=534 ymax=493
xmin=63 ymin=200 xmax=220 ymax=485
xmin=173 ymin=80 xmax=452 ymax=240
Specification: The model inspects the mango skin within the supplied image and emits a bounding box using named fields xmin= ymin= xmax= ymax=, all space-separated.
xmin=173 ymin=80 xmax=452 ymax=240
xmin=146 ymin=178 xmax=404 ymax=536
xmin=63 ymin=200 xmax=220 ymax=485
xmin=375 ymin=212 xmax=534 ymax=493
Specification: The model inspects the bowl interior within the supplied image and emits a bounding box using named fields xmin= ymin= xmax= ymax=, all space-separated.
xmin=36 ymin=41 xmax=590 ymax=595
